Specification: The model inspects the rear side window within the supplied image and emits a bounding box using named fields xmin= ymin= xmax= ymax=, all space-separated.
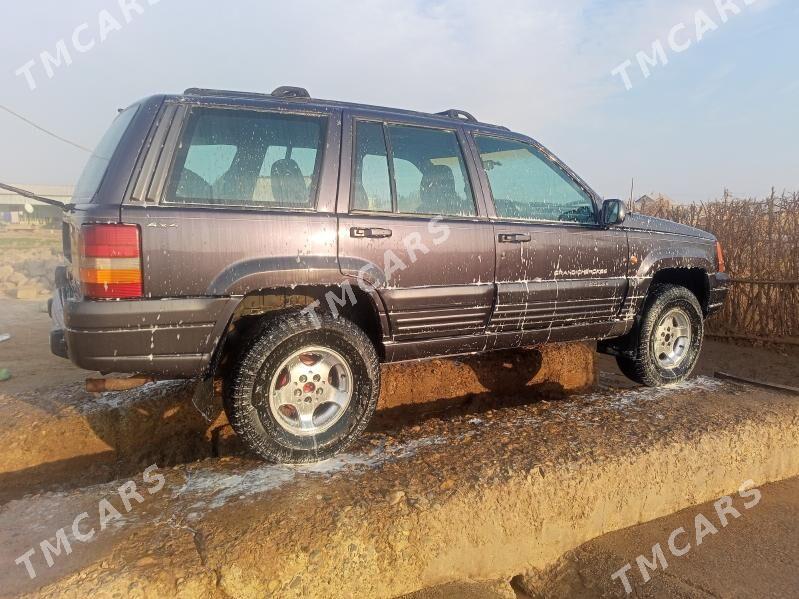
xmin=165 ymin=108 xmax=327 ymax=208
xmin=73 ymin=104 xmax=139 ymax=203
xmin=388 ymin=124 xmax=475 ymax=217
xmin=474 ymin=136 xmax=595 ymax=224
xmin=350 ymin=121 xmax=476 ymax=217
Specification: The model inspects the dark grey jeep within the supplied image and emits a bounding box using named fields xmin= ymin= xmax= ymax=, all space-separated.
xmin=50 ymin=86 xmax=729 ymax=462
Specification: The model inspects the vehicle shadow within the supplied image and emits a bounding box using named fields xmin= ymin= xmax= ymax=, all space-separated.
xmin=371 ymin=348 xmax=570 ymax=432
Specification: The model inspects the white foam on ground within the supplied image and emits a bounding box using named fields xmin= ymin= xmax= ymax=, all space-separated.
xmin=78 ymin=380 xmax=188 ymax=413
xmin=175 ymin=434 xmax=448 ymax=511
xmin=590 ymin=375 xmax=727 ymax=410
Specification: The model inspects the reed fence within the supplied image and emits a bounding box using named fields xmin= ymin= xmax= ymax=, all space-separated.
xmin=638 ymin=190 xmax=799 ymax=344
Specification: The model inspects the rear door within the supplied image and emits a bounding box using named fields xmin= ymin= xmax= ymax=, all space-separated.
xmin=337 ymin=113 xmax=495 ymax=342
xmin=467 ymin=133 xmax=628 ymax=335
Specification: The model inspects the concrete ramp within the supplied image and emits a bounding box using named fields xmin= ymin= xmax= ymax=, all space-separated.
xmin=1 ymin=376 xmax=797 ymax=598
xmin=0 ymin=344 xmax=594 ymax=502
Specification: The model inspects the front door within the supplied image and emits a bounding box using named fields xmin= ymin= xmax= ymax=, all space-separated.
xmin=469 ymin=134 xmax=628 ymax=336
xmin=337 ymin=116 xmax=495 ymax=342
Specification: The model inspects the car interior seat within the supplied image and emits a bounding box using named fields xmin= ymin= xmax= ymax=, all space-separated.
xmin=418 ymin=164 xmax=469 ymax=215
xmin=271 ymin=158 xmax=308 ymax=206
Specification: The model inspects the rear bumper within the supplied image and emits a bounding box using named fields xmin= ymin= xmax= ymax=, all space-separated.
xmin=52 ymin=291 xmax=238 ymax=377
xmin=707 ymin=272 xmax=730 ymax=316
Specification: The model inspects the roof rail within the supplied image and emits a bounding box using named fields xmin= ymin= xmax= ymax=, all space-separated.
xmin=270 ymin=86 xmax=311 ymax=99
xmin=182 ymin=86 xmax=311 ymax=100
xmin=435 ymin=109 xmax=478 ymax=123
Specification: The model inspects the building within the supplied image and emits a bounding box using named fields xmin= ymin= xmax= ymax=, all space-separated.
xmin=634 ymin=192 xmax=673 ymax=214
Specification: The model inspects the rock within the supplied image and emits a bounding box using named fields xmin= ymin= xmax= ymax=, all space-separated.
xmin=8 ymin=272 xmax=27 ymax=286
xmin=15 ymin=287 xmax=39 ymax=300
xmin=388 ymin=490 xmax=406 ymax=506
xmin=0 ymin=265 xmax=13 ymax=281
xmin=135 ymin=556 xmax=157 ymax=567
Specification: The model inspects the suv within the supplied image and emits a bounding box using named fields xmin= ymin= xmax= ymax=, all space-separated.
xmin=51 ymin=86 xmax=729 ymax=463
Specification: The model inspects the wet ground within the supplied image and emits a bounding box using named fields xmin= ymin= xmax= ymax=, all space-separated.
xmin=1 ymin=299 xmax=798 ymax=598
xmin=0 ymin=375 xmax=796 ymax=597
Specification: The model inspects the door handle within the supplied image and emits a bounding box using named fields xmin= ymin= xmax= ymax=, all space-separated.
xmin=351 ymin=227 xmax=392 ymax=239
xmin=498 ymin=233 xmax=531 ymax=243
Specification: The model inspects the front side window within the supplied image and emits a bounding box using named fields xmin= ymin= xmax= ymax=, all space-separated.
xmin=474 ymin=136 xmax=595 ymax=224
xmin=165 ymin=108 xmax=326 ymax=208
xmin=350 ymin=121 xmax=476 ymax=217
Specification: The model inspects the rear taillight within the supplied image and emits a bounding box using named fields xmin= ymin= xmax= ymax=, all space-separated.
xmin=715 ymin=241 xmax=726 ymax=273
xmin=78 ymin=224 xmax=142 ymax=299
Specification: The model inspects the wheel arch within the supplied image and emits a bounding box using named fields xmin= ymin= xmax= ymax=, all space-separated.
xmin=649 ymin=267 xmax=710 ymax=315
xmin=210 ymin=283 xmax=389 ymax=381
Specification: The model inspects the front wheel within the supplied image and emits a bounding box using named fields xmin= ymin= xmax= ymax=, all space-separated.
xmin=224 ymin=313 xmax=380 ymax=463
xmin=617 ymin=284 xmax=704 ymax=387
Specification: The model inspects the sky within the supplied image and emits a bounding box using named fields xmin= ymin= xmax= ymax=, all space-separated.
xmin=0 ymin=0 xmax=796 ymax=204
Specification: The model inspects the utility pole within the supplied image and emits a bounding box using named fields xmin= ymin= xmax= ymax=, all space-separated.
xmin=629 ymin=178 xmax=635 ymax=211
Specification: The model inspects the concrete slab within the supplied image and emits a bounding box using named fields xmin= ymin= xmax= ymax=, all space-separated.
xmin=1 ymin=377 xmax=797 ymax=598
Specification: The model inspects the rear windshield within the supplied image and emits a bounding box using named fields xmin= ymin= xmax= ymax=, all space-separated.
xmin=72 ymin=104 xmax=139 ymax=203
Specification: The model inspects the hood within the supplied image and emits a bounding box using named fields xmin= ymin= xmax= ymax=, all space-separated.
xmin=622 ymin=213 xmax=715 ymax=241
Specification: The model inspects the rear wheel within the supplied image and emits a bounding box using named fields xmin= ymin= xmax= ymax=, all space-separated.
xmin=617 ymin=284 xmax=704 ymax=387
xmin=225 ymin=313 xmax=380 ymax=463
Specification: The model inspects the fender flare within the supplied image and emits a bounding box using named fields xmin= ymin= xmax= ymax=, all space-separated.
xmin=207 ymin=254 xmax=391 ymax=339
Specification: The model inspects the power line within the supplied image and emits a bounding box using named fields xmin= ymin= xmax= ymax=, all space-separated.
xmin=0 ymin=104 xmax=92 ymax=153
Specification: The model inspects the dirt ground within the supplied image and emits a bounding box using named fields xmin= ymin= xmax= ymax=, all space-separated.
xmin=539 ymin=475 xmax=799 ymax=598
xmin=404 ymin=476 xmax=799 ymax=599
xmin=597 ymin=335 xmax=799 ymax=390
xmin=0 ymin=299 xmax=94 ymax=394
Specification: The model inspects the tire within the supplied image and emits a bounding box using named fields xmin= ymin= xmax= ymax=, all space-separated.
xmin=224 ymin=312 xmax=380 ymax=463
xmin=615 ymin=354 xmax=644 ymax=385
xmin=617 ymin=284 xmax=704 ymax=387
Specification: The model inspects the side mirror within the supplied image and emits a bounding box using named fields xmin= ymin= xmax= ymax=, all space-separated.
xmin=602 ymin=199 xmax=626 ymax=226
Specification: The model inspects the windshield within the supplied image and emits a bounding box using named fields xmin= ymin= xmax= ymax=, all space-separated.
xmin=72 ymin=104 xmax=139 ymax=203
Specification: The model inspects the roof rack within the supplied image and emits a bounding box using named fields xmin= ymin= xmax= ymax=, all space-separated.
xmin=182 ymin=86 xmax=311 ymax=100
xmin=435 ymin=109 xmax=478 ymax=123
xmin=178 ymin=90 xmax=510 ymax=130
xmin=270 ymin=86 xmax=311 ymax=99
